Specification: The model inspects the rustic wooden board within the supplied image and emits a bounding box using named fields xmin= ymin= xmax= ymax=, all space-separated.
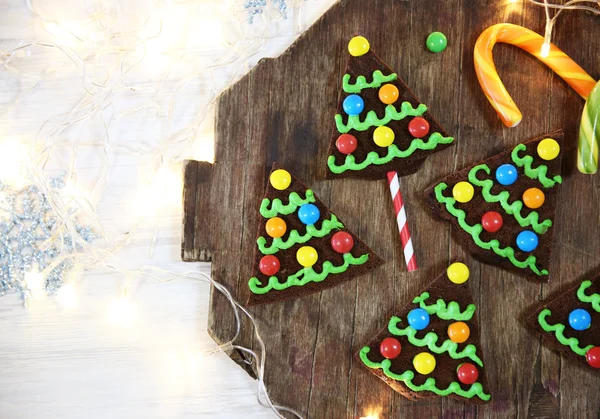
xmin=181 ymin=0 xmax=600 ymax=417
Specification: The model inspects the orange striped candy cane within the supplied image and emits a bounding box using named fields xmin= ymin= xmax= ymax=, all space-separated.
xmin=474 ymin=23 xmax=597 ymax=127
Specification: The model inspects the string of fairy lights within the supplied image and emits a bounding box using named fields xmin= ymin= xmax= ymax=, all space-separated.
xmin=0 ymin=0 xmax=596 ymax=418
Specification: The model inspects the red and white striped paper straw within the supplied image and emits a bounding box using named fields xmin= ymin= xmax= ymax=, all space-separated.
xmin=386 ymin=171 xmax=418 ymax=271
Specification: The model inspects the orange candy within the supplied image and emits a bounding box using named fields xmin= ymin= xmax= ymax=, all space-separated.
xmin=522 ymin=188 xmax=545 ymax=209
xmin=378 ymin=84 xmax=399 ymax=105
xmin=265 ymin=217 xmax=287 ymax=238
xmin=447 ymin=322 xmax=470 ymax=343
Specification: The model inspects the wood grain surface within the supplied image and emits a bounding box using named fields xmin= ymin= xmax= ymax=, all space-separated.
xmin=182 ymin=0 xmax=600 ymax=417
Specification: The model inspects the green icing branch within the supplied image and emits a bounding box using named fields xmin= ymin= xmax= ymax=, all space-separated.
xmin=468 ymin=164 xmax=553 ymax=234
xmin=259 ymin=190 xmax=316 ymax=218
xmin=342 ymin=70 xmax=398 ymax=93
xmin=577 ymin=280 xmax=600 ymax=312
xmin=538 ymin=309 xmax=593 ymax=356
xmin=327 ymin=132 xmax=454 ymax=174
xmin=335 ymin=101 xmax=427 ymax=133
xmin=434 ymin=183 xmax=547 ymax=276
xmin=257 ymin=215 xmax=344 ymax=255
xmin=248 ymin=253 xmax=369 ymax=295
xmin=359 ymin=347 xmax=491 ymax=401
xmin=388 ymin=317 xmax=483 ymax=366
xmin=412 ymin=292 xmax=476 ymax=321
xmin=511 ymin=144 xmax=562 ymax=188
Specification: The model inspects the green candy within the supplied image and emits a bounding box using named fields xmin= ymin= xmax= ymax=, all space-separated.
xmin=578 ymin=80 xmax=600 ymax=174
xmin=426 ymin=31 xmax=447 ymax=53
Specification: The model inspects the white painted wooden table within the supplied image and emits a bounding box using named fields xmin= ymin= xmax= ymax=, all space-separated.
xmin=0 ymin=1 xmax=334 ymax=417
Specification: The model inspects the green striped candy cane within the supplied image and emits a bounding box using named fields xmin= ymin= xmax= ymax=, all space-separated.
xmin=578 ymin=80 xmax=600 ymax=174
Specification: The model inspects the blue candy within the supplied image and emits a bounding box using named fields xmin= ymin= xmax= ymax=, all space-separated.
xmin=343 ymin=94 xmax=364 ymax=116
xmin=495 ymin=164 xmax=518 ymax=186
xmin=298 ymin=204 xmax=320 ymax=225
xmin=516 ymin=230 xmax=538 ymax=252
xmin=407 ymin=308 xmax=430 ymax=330
xmin=569 ymin=308 xmax=591 ymax=331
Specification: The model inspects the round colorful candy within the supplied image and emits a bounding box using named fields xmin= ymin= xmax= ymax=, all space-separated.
xmin=336 ymin=134 xmax=357 ymax=155
xmin=447 ymin=262 xmax=470 ymax=284
xmin=331 ymin=231 xmax=354 ymax=254
xmin=523 ymin=188 xmax=545 ymax=209
xmin=407 ymin=308 xmax=430 ymax=330
xmin=568 ymin=308 xmax=591 ymax=331
xmin=481 ymin=211 xmax=503 ymax=233
xmin=495 ymin=164 xmax=518 ymax=186
xmin=298 ymin=203 xmax=320 ymax=225
xmin=343 ymin=94 xmax=365 ymax=116
xmin=378 ymin=84 xmax=399 ymax=105
xmin=457 ymin=363 xmax=479 ymax=385
xmin=348 ymin=36 xmax=370 ymax=57
xmin=537 ymin=138 xmax=560 ymax=161
xmin=270 ymin=169 xmax=291 ymax=190
xmin=259 ymin=255 xmax=280 ymax=276
xmin=426 ymin=31 xmax=447 ymax=53
xmin=413 ymin=352 xmax=436 ymax=375
xmin=447 ymin=321 xmax=470 ymax=343
xmin=586 ymin=346 xmax=600 ymax=368
xmin=516 ymin=230 xmax=538 ymax=252
xmin=380 ymin=337 xmax=402 ymax=359
xmin=297 ymin=246 xmax=318 ymax=268
xmin=265 ymin=217 xmax=286 ymax=238
xmin=452 ymin=181 xmax=474 ymax=203
xmin=373 ymin=126 xmax=395 ymax=147
xmin=408 ymin=117 xmax=430 ymax=138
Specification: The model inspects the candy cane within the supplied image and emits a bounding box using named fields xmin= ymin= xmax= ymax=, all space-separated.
xmin=387 ymin=171 xmax=417 ymax=272
xmin=578 ymin=81 xmax=600 ymax=174
xmin=474 ymin=23 xmax=597 ymax=127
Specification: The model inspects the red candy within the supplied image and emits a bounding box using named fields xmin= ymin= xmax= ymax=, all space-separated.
xmin=587 ymin=346 xmax=600 ymax=368
xmin=259 ymin=255 xmax=280 ymax=276
xmin=457 ymin=363 xmax=479 ymax=385
xmin=408 ymin=117 xmax=430 ymax=138
xmin=336 ymin=134 xmax=358 ymax=155
xmin=331 ymin=231 xmax=354 ymax=254
xmin=380 ymin=337 xmax=402 ymax=359
xmin=481 ymin=211 xmax=503 ymax=233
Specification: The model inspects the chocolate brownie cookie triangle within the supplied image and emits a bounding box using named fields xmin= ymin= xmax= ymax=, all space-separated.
xmin=529 ymin=274 xmax=600 ymax=370
xmin=247 ymin=164 xmax=383 ymax=306
xmin=425 ymin=130 xmax=564 ymax=280
xmin=326 ymin=36 xmax=455 ymax=179
xmin=358 ymin=262 xmax=491 ymax=403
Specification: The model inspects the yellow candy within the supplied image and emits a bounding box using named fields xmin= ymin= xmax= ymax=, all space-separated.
xmin=373 ymin=126 xmax=395 ymax=147
xmin=297 ymin=246 xmax=318 ymax=267
xmin=270 ymin=169 xmax=291 ymax=191
xmin=413 ymin=352 xmax=436 ymax=375
xmin=348 ymin=36 xmax=370 ymax=57
xmin=447 ymin=262 xmax=470 ymax=284
xmin=452 ymin=182 xmax=474 ymax=203
xmin=537 ymin=138 xmax=560 ymax=161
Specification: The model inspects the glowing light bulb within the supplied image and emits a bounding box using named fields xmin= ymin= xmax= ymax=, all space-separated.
xmin=540 ymin=42 xmax=551 ymax=58
xmin=24 ymin=270 xmax=45 ymax=299
xmin=0 ymin=141 xmax=28 ymax=187
xmin=133 ymin=165 xmax=183 ymax=217
xmin=107 ymin=295 xmax=136 ymax=327
xmin=56 ymin=283 xmax=78 ymax=310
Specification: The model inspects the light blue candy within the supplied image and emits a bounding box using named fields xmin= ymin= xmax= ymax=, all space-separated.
xmin=569 ymin=308 xmax=591 ymax=331
xmin=343 ymin=94 xmax=364 ymax=116
xmin=298 ymin=204 xmax=320 ymax=225
xmin=516 ymin=230 xmax=538 ymax=252
xmin=407 ymin=308 xmax=430 ymax=330
xmin=495 ymin=164 xmax=518 ymax=186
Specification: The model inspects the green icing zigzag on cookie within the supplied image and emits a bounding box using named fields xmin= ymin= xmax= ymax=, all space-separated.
xmin=511 ymin=144 xmax=562 ymax=188
xmin=578 ymin=280 xmax=600 ymax=312
xmin=259 ymin=189 xmax=315 ymax=218
xmin=342 ymin=70 xmax=398 ymax=93
xmin=412 ymin=292 xmax=476 ymax=321
xmin=537 ymin=308 xmax=593 ymax=356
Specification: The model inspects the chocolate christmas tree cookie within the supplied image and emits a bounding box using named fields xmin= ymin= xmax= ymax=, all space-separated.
xmin=425 ymin=130 xmax=564 ymax=280
xmin=326 ymin=36 xmax=455 ymax=179
xmin=247 ymin=164 xmax=383 ymax=306
xmin=529 ymin=275 xmax=600 ymax=370
xmin=358 ymin=262 xmax=491 ymax=403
